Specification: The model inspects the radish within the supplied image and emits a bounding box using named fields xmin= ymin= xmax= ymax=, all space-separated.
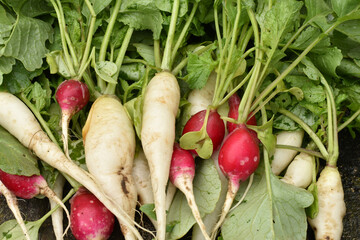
xmin=55 ymin=79 xmax=90 ymax=158
xmin=141 ymin=71 xmax=180 ymax=240
xmin=226 ymin=93 xmax=257 ymax=134
xmin=271 ymin=130 xmax=304 ymax=175
xmin=182 ymin=109 xmax=225 ymax=156
xmin=0 ymin=180 xmax=31 ymax=240
xmin=169 ymin=143 xmax=211 ymax=240
xmin=210 ymin=124 xmax=260 ymax=239
xmin=281 ymin=152 xmax=314 ymax=188
xmin=0 ymin=92 xmax=143 ymax=239
xmin=50 ymin=174 xmax=66 ymax=240
xmin=0 ymin=169 xmax=71 ymax=236
xmin=82 ymin=95 xmax=137 ymax=240
xmin=70 ymin=187 xmax=115 ymax=240
xmin=308 ymin=166 xmax=346 ymax=240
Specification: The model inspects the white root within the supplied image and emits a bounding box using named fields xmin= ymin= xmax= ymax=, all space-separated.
xmin=281 ymin=152 xmax=314 ymax=188
xmin=141 ymin=71 xmax=180 ymax=240
xmin=49 ymin=174 xmax=65 ymax=240
xmin=308 ymin=166 xmax=346 ymax=240
xmin=0 ymin=92 xmax=143 ymax=240
xmin=0 ymin=180 xmax=31 ymax=240
xmin=271 ymin=130 xmax=304 ymax=175
xmin=82 ymin=95 xmax=138 ymax=240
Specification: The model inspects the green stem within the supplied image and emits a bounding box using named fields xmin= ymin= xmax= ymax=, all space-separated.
xmin=18 ymin=93 xmax=59 ymax=147
xmin=251 ymin=20 xmax=341 ymax=111
xmin=161 ymin=0 xmax=180 ymax=71
xmin=154 ymin=39 xmax=161 ymax=68
xmin=276 ymin=144 xmax=324 ymax=159
xmin=83 ymin=71 xmax=101 ymax=98
xmin=278 ymin=108 xmax=329 ymax=160
xmin=77 ymin=47 xmax=95 ymax=82
xmin=214 ymin=4 xmax=223 ymax=55
xmin=338 ymin=108 xmax=360 ymax=132
xmin=104 ymin=27 xmax=134 ymax=95
xmin=170 ymin=2 xmax=199 ymax=64
xmin=78 ymin=0 xmax=97 ymax=78
xmin=239 ymin=26 xmax=253 ymax=53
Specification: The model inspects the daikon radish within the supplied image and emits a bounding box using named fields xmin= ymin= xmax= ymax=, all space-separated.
xmin=281 ymin=152 xmax=314 ymax=188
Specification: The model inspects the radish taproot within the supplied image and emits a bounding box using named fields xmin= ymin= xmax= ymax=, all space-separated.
xmin=308 ymin=166 xmax=346 ymax=240
xmin=50 ymin=174 xmax=66 ymax=240
xmin=271 ymin=130 xmax=304 ymax=175
xmin=0 ymin=92 xmax=143 ymax=239
xmin=211 ymin=124 xmax=260 ymax=239
xmin=56 ymin=79 xmax=90 ymax=158
xmin=70 ymin=187 xmax=115 ymax=240
xmin=82 ymin=95 xmax=137 ymax=240
xmin=170 ymin=143 xmax=211 ymax=240
xmin=281 ymin=152 xmax=314 ymax=188
xmin=0 ymin=169 xmax=71 ymax=235
xmin=141 ymin=71 xmax=180 ymax=240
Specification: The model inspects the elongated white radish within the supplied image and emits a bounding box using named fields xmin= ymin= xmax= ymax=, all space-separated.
xmin=308 ymin=166 xmax=346 ymax=240
xmin=0 ymin=92 xmax=143 ymax=240
xmin=141 ymin=71 xmax=180 ymax=240
xmin=82 ymin=95 xmax=137 ymax=240
xmin=271 ymin=130 xmax=304 ymax=175
xmin=49 ymin=174 xmax=66 ymax=240
xmin=281 ymin=152 xmax=314 ymax=188
xmin=0 ymin=180 xmax=30 ymax=240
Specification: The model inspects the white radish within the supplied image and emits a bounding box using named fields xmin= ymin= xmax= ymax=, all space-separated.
xmin=141 ymin=71 xmax=180 ymax=240
xmin=271 ymin=130 xmax=304 ymax=175
xmin=49 ymin=174 xmax=66 ymax=240
xmin=82 ymin=95 xmax=137 ymax=240
xmin=0 ymin=92 xmax=143 ymax=240
xmin=308 ymin=166 xmax=346 ymax=240
xmin=0 ymin=180 xmax=30 ymax=240
xmin=281 ymin=152 xmax=314 ymax=188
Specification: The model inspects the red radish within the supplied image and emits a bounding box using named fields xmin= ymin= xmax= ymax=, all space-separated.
xmin=170 ymin=143 xmax=211 ymax=240
xmin=227 ymin=94 xmax=257 ymax=136
xmin=210 ymin=124 xmax=260 ymax=239
xmin=182 ymin=109 xmax=225 ymax=155
xmin=70 ymin=187 xmax=115 ymax=240
xmin=0 ymin=169 xmax=71 ymax=235
xmin=55 ymin=79 xmax=90 ymax=158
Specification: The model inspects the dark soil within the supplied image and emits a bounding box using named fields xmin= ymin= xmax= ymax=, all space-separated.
xmin=0 ymin=129 xmax=359 ymax=240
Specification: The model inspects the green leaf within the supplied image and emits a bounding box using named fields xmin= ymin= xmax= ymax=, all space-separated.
xmin=166 ymin=158 xmax=222 ymax=239
xmin=2 ymin=61 xmax=43 ymax=94
xmin=0 ymin=57 xmax=16 ymax=85
xmin=179 ymin=129 xmax=213 ymax=160
xmin=124 ymin=95 xmax=143 ymax=139
xmin=2 ymin=0 xmax=53 ymax=17
xmin=250 ymin=117 xmax=276 ymax=157
xmin=304 ymin=0 xmax=332 ymax=26
xmin=140 ymin=203 xmax=156 ymax=220
xmin=336 ymin=19 xmax=360 ymax=43
xmin=155 ymin=0 xmax=189 ymax=18
xmin=186 ymin=49 xmax=217 ymax=90
xmin=2 ymin=15 xmax=53 ymax=71
xmin=337 ymin=58 xmax=360 ymax=78
xmin=274 ymin=104 xmax=318 ymax=131
xmin=133 ymin=43 xmax=155 ymax=66
xmin=0 ymin=219 xmax=42 ymax=240
xmin=291 ymin=26 xmax=330 ymax=50
xmin=119 ymin=63 xmax=146 ymax=81
xmin=221 ymin=164 xmax=313 ymax=240
xmin=309 ymin=47 xmax=343 ymax=78
xmin=119 ymin=0 xmax=163 ymax=40
xmin=45 ymin=50 xmax=72 ymax=78
xmin=306 ymin=182 xmax=319 ymax=219
xmin=94 ymin=61 xmax=118 ymax=84
xmin=0 ymin=126 xmax=40 ymax=176
xmin=331 ymin=0 xmax=360 ymax=17
xmin=0 ymin=4 xmax=15 ymax=45
xmin=285 ymin=75 xmax=326 ymax=103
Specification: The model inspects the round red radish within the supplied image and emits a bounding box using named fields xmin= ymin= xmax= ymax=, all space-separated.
xmin=170 ymin=143 xmax=195 ymax=185
xmin=0 ymin=169 xmax=48 ymax=199
xmin=55 ymin=79 xmax=90 ymax=117
xmin=182 ymin=109 xmax=225 ymax=154
xmin=70 ymin=187 xmax=115 ymax=240
xmin=218 ymin=124 xmax=260 ymax=186
xmin=227 ymin=94 xmax=257 ymax=134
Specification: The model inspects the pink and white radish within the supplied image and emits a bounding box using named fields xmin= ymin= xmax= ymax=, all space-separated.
xmin=170 ymin=143 xmax=211 ymax=240
xmin=281 ymin=152 xmax=314 ymax=188
xmin=70 ymin=187 xmax=115 ymax=240
xmin=0 ymin=169 xmax=71 ymax=235
xmin=55 ymin=79 xmax=90 ymax=158
xmin=308 ymin=166 xmax=346 ymax=240
xmin=141 ymin=71 xmax=180 ymax=240
xmin=82 ymin=95 xmax=137 ymax=240
xmin=50 ymin=174 xmax=66 ymax=240
xmin=0 ymin=92 xmax=143 ymax=239
xmin=211 ymin=124 xmax=260 ymax=239
xmin=0 ymin=180 xmax=30 ymax=240
xmin=271 ymin=130 xmax=304 ymax=175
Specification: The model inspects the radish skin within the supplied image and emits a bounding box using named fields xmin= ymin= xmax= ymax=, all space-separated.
xmin=0 ymin=92 xmax=143 ymax=240
xmin=141 ymin=71 xmax=180 ymax=240
xmin=308 ymin=166 xmax=346 ymax=240
xmin=50 ymin=174 xmax=66 ymax=240
xmin=281 ymin=152 xmax=314 ymax=188
xmin=82 ymin=95 xmax=137 ymax=240
xmin=0 ymin=180 xmax=31 ymax=240
xmin=271 ymin=130 xmax=304 ymax=175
